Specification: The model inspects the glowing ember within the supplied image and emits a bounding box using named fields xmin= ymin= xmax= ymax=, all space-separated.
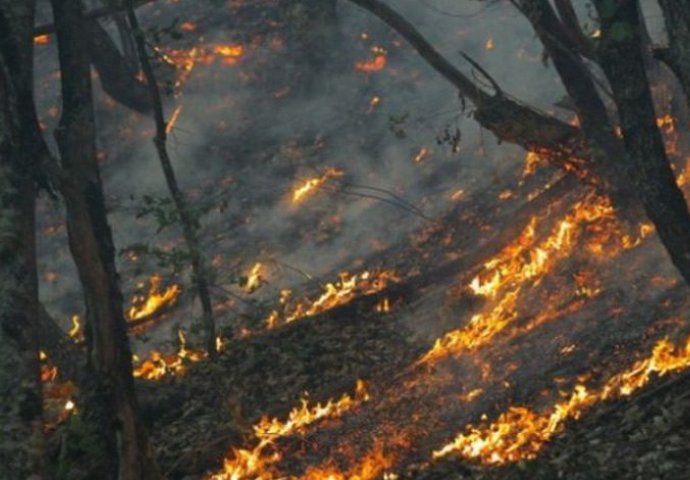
xmin=291 ymin=168 xmax=344 ymax=204
xmin=213 ymin=44 xmax=245 ymax=65
xmin=166 ymin=105 xmax=184 ymax=133
xmin=522 ymin=151 xmax=545 ymax=177
xmin=128 ymin=274 xmax=182 ymax=321
xmin=485 ymin=37 xmax=495 ymax=50
xmin=210 ymin=380 xmax=370 ymax=479
xmin=450 ymin=189 xmax=465 ymax=201
xmin=355 ymin=54 xmax=387 ymax=73
xmin=414 ymin=147 xmax=430 ymax=164
xmin=180 ymin=21 xmax=197 ymax=32
xmin=266 ymin=270 xmax=399 ymax=328
xmin=434 ymin=332 xmax=690 ymax=464
xmin=375 ymin=297 xmax=391 ymax=313
xmin=34 ymin=34 xmax=50 ymax=45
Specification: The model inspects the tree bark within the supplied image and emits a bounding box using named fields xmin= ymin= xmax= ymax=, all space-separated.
xmin=657 ymin=0 xmax=690 ymax=108
xmin=516 ymin=0 xmax=637 ymax=212
xmin=0 ymin=31 xmax=44 ymax=479
xmin=594 ymin=0 xmax=690 ymax=286
xmin=126 ymin=0 xmax=219 ymax=359
xmin=553 ymin=0 xmax=596 ymax=59
xmin=50 ymin=0 xmax=162 ymax=478
xmin=34 ymin=0 xmax=155 ymax=37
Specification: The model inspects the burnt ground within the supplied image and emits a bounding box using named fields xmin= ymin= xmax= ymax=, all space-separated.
xmin=33 ymin=1 xmax=690 ymax=479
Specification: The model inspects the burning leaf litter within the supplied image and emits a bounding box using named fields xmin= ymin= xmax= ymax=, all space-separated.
xmin=291 ymin=168 xmax=345 ymax=204
xmin=434 ymin=332 xmax=690 ymax=465
xmin=265 ymin=269 xmax=399 ymax=329
xmin=421 ymin=193 xmax=653 ymax=364
xmin=210 ymin=380 xmax=370 ymax=480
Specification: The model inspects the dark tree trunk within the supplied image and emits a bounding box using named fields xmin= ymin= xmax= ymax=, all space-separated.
xmin=517 ymin=0 xmax=637 ymax=212
xmin=657 ymin=0 xmax=690 ymax=108
xmin=0 ymin=3 xmax=43 ymax=476
xmin=553 ymin=0 xmax=596 ymax=59
xmin=50 ymin=0 xmax=162 ymax=478
xmin=594 ymin=0 xmax=690 ymax=286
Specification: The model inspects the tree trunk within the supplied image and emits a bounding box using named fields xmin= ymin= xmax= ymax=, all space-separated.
xmin=0 ymin=41 xmax=44 ymax=480
xmin=517 ymin=0 xmax=637 ymax=213
xmin=657 ymin=0 xmax=690 ymax=107
xmin=50 ymin=0 xmax=162 ymax=478
xmin=594 ymin=0 xmax=690 ymax=286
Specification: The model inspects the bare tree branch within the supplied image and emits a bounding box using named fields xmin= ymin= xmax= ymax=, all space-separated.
xmin=347 ymin=0 xmax=595 ymax=179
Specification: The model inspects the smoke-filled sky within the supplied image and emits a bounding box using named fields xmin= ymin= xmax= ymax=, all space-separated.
xmin=32 ymin=0 xmax=678 ymax=350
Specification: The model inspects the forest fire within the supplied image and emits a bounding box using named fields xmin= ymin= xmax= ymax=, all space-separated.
xmin=128 ymin=274 xmax=182 ymax=321
xmin=421 ymin=193 xmax=651 ymax=364
xmin=211 ymin=380 xmax=370 ymax=480
xmin=291 ymin=168 xmax=345 ymax=204
xmin=14 ymin=0 xmax=690 ymax=478
xmin=433 ymin=332 xmax=690 ymax=465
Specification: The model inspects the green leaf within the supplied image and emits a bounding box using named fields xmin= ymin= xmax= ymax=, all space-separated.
xmin=609 ymin=21 xmax=635 ymax=42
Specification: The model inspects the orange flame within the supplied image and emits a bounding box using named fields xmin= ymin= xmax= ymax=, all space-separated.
xmin=291 ymin=168 xmax=344 ymax=204
xmin=266 ymin=270 xmax=398 ymax=328
xmin=34 ymin=34 xmax=50 ymax=45
xmin=243 ymin=262 xmax=264 ymax=293
xmin=422 ymin=194 xmax=651 ymax=364
xmin=132 ymin=329 xmax=206 ymax=380
xmin=434 ymin=332 xmax=690 ymax=464
xmin=211 ymin=380 xmax=370 ymax=479
xmin=213 ymin=44 xmax=245 ymax=65
xmin=302 ymin=440 xmax=394 ymax=480
xmin=128 ymin=274 xmax=182 ymax=321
